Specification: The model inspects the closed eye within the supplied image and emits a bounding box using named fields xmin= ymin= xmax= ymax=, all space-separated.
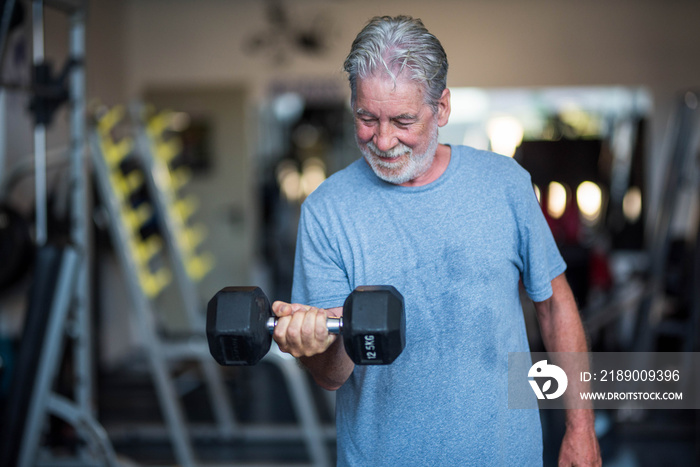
xmin=393 ymin=113 xmax=417 ymax=127
xmin=394 ymin=119 xmax=414 ymax=127
xmin=356 ymin=109 xmax=376 ymax=122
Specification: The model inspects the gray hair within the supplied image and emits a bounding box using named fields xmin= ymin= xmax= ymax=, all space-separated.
xmin=343 ymin=15 xmax=448 ymax=112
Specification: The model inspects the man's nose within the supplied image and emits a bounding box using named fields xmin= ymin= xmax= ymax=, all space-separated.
xmin=374 ymin=122 xmax=397 ymax=152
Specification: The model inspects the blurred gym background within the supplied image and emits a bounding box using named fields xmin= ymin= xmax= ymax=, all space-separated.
xmin=0 ymin=0 xmax=698 ymax=466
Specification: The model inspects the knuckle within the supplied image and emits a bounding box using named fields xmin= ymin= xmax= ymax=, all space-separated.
xmin=286 ymin=326 xmax=300 ymax=341
xmin=300 ymin=324 xmax=314 ymax=340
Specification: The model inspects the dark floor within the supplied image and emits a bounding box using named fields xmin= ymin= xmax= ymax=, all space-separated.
xmin=4 ymin=358 xmax=697 ymax=466
xmin=94 ymin=360 xmax=699 ymax=467
xmin=97 ymin=360 xmax=337 ymax=465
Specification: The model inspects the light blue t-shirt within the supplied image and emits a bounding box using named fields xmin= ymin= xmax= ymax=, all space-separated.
xmin=292 ymin=145 xmax=566 ymax=466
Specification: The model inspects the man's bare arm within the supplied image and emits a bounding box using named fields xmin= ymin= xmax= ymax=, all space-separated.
xmin=533 ymin=273 xmax=601 ymax=466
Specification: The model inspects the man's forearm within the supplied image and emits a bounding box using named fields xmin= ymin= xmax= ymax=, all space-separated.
xmin=535 ymin=274 xmax=589 ymax=353
xmin=535 ymin=274 xmax=594 ymax=425
xmin=300 ymin=337 xmax=355 ymax=391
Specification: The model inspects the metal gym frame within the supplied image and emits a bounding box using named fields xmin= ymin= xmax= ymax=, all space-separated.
xmin=1 ymin=0 xmax=335 ymax=463
xmin=0 ymin=0 xmax=119 ymax=466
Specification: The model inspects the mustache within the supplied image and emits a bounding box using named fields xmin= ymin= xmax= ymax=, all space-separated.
xmin=366 ymin=141 xmax=412 ymax=158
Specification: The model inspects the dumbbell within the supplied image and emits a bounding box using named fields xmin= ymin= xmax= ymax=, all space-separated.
xmin=206 ymin=285 xmax=405 ymax=366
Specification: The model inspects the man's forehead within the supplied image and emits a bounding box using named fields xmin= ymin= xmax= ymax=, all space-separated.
xmin=354 ymin=75 xmax=426 ymax=113
xmin=357 ymin=72 xmax=424 ymax=94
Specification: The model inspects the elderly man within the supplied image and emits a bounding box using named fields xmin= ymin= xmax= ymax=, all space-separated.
xmin=272 ymin=15 xmax=601 ymax=466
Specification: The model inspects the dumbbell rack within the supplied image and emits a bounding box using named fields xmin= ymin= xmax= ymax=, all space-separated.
xmin=132 ymin=103 xmax=239 ymax=440
xmin=90 ymin=104 xmax=334 ymax=466
xmin=91 ymin=104 xmax=223 ymax=466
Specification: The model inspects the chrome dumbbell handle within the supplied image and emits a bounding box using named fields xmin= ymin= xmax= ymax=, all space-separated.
xmin=266 ymin=316 xmax=343 ymax=334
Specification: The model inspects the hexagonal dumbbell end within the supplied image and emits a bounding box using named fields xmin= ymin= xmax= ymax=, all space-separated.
xmin=206 ymin=286 xmax=272 ymax=365
xmin=342 ymin=285 xmax=405 ymax=365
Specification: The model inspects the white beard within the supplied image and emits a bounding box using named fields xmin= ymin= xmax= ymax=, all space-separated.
xmin=358 ymin=131 xmax=440 ymax=185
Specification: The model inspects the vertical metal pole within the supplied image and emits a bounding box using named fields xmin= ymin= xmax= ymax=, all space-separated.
xmin=33 ymin=125 xmax=47 ymax=245
xmin=0 ymin=0 xmax=17 ymax=67
xmin=69 ymin=5 xmax=92 ymax=423
xmin=0 ymin=0 xmax=11 ymax=180
xmin=31 ymin=1 xmax=43 ymax=62
xmin=0 ymin=91 xmax=6 ymax=181
xmin=32 ymin=0 xmax=47 ymax=246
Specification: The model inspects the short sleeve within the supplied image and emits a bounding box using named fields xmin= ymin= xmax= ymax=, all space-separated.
xmin=291 ymin=202 xmax=352 ymax=308
xmin=516 ymin=174 xmax=567 ymax=302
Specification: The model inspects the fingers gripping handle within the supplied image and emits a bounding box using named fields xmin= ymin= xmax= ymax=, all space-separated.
xmin=266 ymin=316 xmax=343 ymax=334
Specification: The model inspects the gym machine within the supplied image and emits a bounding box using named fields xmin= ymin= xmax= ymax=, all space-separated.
xmin=0 ymin=1 xmax=119 ymax=466
xmin=633 ymin=89 xmax=700 ymax=354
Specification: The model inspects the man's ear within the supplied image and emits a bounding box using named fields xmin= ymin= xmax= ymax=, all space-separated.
xmin=437 ymin=88 xmax=451 ymax=127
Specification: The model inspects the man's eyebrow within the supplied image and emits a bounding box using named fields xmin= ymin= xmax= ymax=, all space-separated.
xmin=355 ymin=109 xmax=418 ymax=120
xmin=355 ymin=108 xmax=375 ymax=118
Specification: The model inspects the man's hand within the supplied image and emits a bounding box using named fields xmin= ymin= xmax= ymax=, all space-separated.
xmin=558 ymin=421 xmax=602 ymax=466
xmin=271 ymin=302 xmax=337 ymax=358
